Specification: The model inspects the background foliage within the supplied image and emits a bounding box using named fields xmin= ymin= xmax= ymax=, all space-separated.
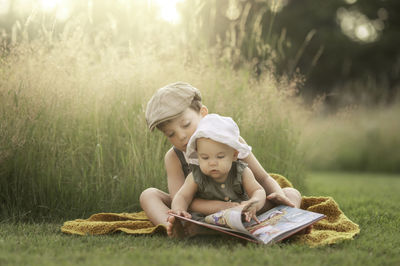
xmin=0 ymin=13 xmax=305 ymax=220
xmin=0 ymin=0 xmax=399 ymax=221
xmin=1 ymin=0 xmax=399 ymax=104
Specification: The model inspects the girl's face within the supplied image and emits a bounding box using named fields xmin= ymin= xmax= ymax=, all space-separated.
xmin=196 ymin=138 xmax=238 ymax=183
xmin=160 ymin=106 xmax=207 ymax=152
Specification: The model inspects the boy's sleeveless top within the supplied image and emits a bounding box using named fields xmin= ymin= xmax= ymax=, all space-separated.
xmin=173 ymin=147 xmax=191 ymax=177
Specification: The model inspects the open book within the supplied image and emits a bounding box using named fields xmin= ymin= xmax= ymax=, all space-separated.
xmin=171 ymin=203 xmax=325 ymax=244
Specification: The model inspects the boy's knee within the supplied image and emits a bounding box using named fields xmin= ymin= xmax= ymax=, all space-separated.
xmin=282 ymin=187 xmax=302 ymax=208
xmin=140 ymin=187 xmax=159 ymax=204
xmin=282 ymin=187 xmax=301 ymax=198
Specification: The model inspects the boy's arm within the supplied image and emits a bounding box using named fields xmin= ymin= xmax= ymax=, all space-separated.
xmin=239 ymin=137 xmax=296 ymax=207
xmin=165 ymin=148 xmax=186 ymax=198
xmin=165 ymin=148 xmax=237 ymax=214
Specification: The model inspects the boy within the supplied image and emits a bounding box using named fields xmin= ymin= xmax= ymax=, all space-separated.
xmin=141 ymin=82 xmax=302 ymax=237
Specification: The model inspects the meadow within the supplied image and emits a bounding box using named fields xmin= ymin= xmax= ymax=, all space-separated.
xmin=1 ymin=2 xmax=400 ymax=222
xmin=300 ymin=104 xmax=400 ymax=173
xmin=0 ymin=20 xmax=306 ymax=220
xmin=1 ymin=172 xmax=399 ymax=266
xmin=1 ymin=5 xmax=400 ymax=266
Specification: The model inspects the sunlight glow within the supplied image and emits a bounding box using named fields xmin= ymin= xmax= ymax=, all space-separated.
xmin=6 ymin=0 xmax=185 ymax=24
xmin=151 ymin=0 xmax=184 ymax=24
xmin=13 ymin=0 xmax=34 ymax=17
xmin=39 ymin=0 xmax=70 ymax=21
xmin=55 ymin=5 xmax=70 ymax=21
xmin=0 ymin=0 xmax=10 ymax=15
xmin=336 ymin=7 xmax=382 ymax=43
xmin=355 ymin=24 xmax=370 ymax=41
xmin=40 ymin=0 xmax=60 ymax=12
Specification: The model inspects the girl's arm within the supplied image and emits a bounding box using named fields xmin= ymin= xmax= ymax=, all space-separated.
xmin=165 ymin=148 xmax=241 ymax=214
xmin=241 ymin=167 xmax=266 ymax=212
xmin=239 ymin=137 xmax=296 ymax=207
xmin=189 ymin=198 xmax=239 ymax=214
xmin=171 ymin=173 xmax=198 ymax=216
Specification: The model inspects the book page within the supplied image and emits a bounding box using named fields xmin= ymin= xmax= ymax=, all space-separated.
xmin=243 ymin=205 xmax=325 ymax=244
xmin=204 ymin=204 xmax=249 ymax=234
xmin=173 ymin=204 xmax=324 ymax=244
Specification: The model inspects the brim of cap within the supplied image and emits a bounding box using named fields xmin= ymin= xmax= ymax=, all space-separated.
xmin=149 ymin=111 xmax=184 ymax=131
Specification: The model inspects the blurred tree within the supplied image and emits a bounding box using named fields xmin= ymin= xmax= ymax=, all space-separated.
xmin=273 ymin=0 xmax=400 ymax=104
xmin=179 ymin=0 xmax=400 ymax=105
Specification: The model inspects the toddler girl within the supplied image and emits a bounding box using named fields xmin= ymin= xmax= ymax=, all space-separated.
xmin=168 ymin=114 xmax=270 ymax=235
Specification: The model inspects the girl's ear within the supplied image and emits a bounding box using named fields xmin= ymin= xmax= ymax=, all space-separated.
xmin=200 ymin=105 xmax=208 ymax=117
xmin=233 ymin=150 xmax=239 ymax=161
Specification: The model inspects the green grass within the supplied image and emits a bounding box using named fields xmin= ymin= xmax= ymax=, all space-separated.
xmin=1 ymin=172 xmax=399 ymax=266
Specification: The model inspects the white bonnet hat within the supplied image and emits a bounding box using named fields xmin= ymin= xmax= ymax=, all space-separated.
xmin=186 ymin=114 xmax=251 ymax=163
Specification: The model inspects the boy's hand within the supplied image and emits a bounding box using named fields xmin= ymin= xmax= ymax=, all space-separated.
xmin=167 ymin=209 xmax=192 ymax=219
xmin=266 ymin=192 xmax=296 ymax=207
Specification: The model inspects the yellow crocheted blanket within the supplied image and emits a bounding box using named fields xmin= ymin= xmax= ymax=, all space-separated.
xmin=61 ymin=174 xmax=360 ymax=246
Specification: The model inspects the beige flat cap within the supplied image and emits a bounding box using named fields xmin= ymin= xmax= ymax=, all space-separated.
xmin=145 ymin=82 xmax=202 ymax=131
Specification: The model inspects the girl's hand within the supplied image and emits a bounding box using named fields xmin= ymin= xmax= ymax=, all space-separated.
xmin=266 ymin=192 xmax=296 ymax=207
xmin=240 ymin=201 xmax=260 ymax=223
xmin=167 ymin=209 xmax=192 ymax=219
xmin=242 ymin=208 xmax=260 ymax=223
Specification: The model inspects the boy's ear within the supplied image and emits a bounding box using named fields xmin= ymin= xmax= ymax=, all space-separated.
xmin=233 ymin=150 xmax=239 ymax=161
xmin=200 ymin=105 xmax=208 ymax=117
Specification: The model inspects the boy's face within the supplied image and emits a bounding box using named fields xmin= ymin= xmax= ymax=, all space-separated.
xmin=160 ymin=107 xmax=207 ymax=152
xmin=196 ymin=138 xmax=238 ymax=183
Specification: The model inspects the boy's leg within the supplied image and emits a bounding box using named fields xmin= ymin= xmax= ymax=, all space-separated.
xmin=140 ymin=188 xmax=224 ymax=238
xmin=260 ymin=187 xmax=302 ymax=212
xmin=140 ymin=188 xmax=171 ymax=226
xmin=282 ymin=187 xmax=302 ymax=208
xmin=140 ymin=188 xmax=209 ymax=238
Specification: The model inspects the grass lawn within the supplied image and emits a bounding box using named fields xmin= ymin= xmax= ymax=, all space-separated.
xmin=1 ymin=172 xmax=400 ymax=266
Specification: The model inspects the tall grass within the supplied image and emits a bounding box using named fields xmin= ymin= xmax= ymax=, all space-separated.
xmin=0 ymin=17 xmax=306 ymax=221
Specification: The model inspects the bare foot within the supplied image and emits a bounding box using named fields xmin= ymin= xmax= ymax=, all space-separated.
xmin=166 ymin=215 xmax=186 ymax=239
